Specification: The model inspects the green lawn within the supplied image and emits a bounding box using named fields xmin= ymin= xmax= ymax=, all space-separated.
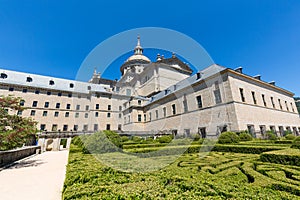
xmin=63 ymin=143 xmax=300 ymax=199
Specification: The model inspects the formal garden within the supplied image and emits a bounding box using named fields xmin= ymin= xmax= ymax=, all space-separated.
xmin=62 ymin=131 xmax=300 ymax=199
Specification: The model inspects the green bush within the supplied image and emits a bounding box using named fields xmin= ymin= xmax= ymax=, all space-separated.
xmin=260 ymin=148 xmax=300 ymax=166
xmin=266 ymin=131 xmax=278 ymax=140
xmin=157 ymin=135 xmax=173 ymax=143
xmin=218 ymin=132 xmax=240 ymax=144
xmin=191 ymin=134 xmax=201 ymax=141
xmin=239 ymin=133 xmax=253 ymax=141
xmin=285 ymin=134 xmax=296 ymax=141
xmin=291 ymin=137 xmax=300 ymax=149
xmin=121 ymin=136 xmax=129 ymax=143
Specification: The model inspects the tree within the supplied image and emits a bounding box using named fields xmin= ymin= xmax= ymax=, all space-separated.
xmin=0 ymin=95 xmax=38 ymax=151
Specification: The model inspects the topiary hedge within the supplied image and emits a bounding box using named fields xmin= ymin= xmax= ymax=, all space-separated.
xmin=285 ymin=134 xmax=296 ymax=141
xmin=239 ymin=133 xmax=253 ymax=141
xmin=218 ymin=132 xmax=240 ymax=144
xmin=260 ymin=148 xmax=300 ymax=166
xmin=291 ymin=137 xmax=300 ymax=149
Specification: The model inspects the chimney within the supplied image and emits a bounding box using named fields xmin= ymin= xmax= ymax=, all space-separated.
xmin=234 ymin=66 xmax=243 ymax=73
xmin=253 ymin=75 xmax=261 ymax=80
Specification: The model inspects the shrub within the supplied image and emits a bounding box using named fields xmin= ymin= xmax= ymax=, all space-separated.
xmin=131 ymin=136 xmax=143 ymax=143
xmin=218 ymin=132 xmax=240 ymax=144
xmin=239 ymin=133 xmax=253 ymax=141
xmin=191 ymin=134 xmax=201 ymax=141
xmin=265 ymin=131 xmax=278 ymax=141
xmin=260 ymin=148 xmax=300 ymax=166
xmin=157 ymin=135 xmax=173 ymax=143
xmin=291 ymin=137 xmax=300 ymax=149
xmin=283 ymin=130 xmax=293 ymax=137
xmin=285 ymin=134 xmax=296 ymax=141
xmin=121 ymin=136 xmax=129 ymax=143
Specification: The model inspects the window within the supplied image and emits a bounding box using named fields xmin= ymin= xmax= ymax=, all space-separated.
xmin=58 ymin=92 xmax=62 ymax=97
xmin=198 ymin=127 xmax=207 ymax=138
xmin=149 ymin=112 xmax=152 ymax=121
xmin=262 ymin=95 xmax=267 ymax=107
xmin=22 ymin=88 xmax=27 ymax=93
xmin=17 ymin=110 xmax=22 ymax=116
xmin=35 ymin=90 xmax=40 ymax=94
xmin=83 ymin=125 xmax=88 ymax=131
xmin=251 ymin=91 xmax=257 ymax=104
xmin=108 ymin=105 xmax=111 ymax=110
xmin=214 ymin=90 xmax=222 ymax=104
xmin=42 ymin=111 xmax=48 ymax=116
xmin=214 ymin=81 xmax=219 ymax=90
xmin=239 ymin=88 xmax=245 ymax=102
xmin=279 ymin=126 xmax=284 ymax=137
xmin=107 ymin=113 xmax=111 ymax=118
xmin=259 ymin=125 xmax=266 ymax=137
xmin=87 ymin=86 xmax=91 ymax=90
xmin=144 ymin=114 xmax=146 ymax=122
xmin=163 ymin=107 xmax=166 ymax=117
xmin=183 ymin=96 xmax=188 ymax=113
xmin=47 ymin=91 xmax=51 ymax=95
xmin=49 ymin=80 xmax=55 ymax=85
xmin=40 ymin=124 xmax=46 ymax=131
xmin=26 ymin=77 xmax=32 ymax=82
xmin=94 ymin=124 xmax=98 ymax=131
xmin=68 ymin=93 xmax=72 ymax=98
xmin=0 ymin=73 xmax=8 ymax=79
xmin=196 ymin=95 xmax=203 ymax=108
xmin=75 ymin=113 xmax=79 ymax=118
xmin=138 ymin=114 xmax=142 ymax=122
xmin=66 ymin=104 xmax=71 ymax=109
xmin=172 ymin=104 xmax=176 ymax=115
xmin=155 ymin=110 xmax=158 ymax=119
xmin=32 ymin=101 xmax=38 ymax=107
xmin=85 ymin=113 xmax=88 ymax=118
xmin=138 ymin=100 xmax=141 ymax=105
xmin=20 ymin=100 xmax=25 ymax=106
xmin=63 ymin=125 xmax=68 ymax=131
xmin=56 ymin=103 xmax=60 ymax=109
xmin=271 ymin=97 xmax=275 ymax=108
xmin=119 ymin=106 xmax=122 ymax=111
xmin=278 ymin=99 xmax=282 ymax=110
xmin=96 ymin=104 xmax=100 ymax=109
xmin=76 ymin=105 xmax=80 ymax=110
xmin=291 ymin=102 xmax=295 ymax=112
xmin=95 ymin=112 xmax=99 ymax=117
xmin=65 ymin=112 xmax=70 ymax=117
xmin=118 ymin=113 xmax=122 ymax=119
xmin=69 ymin=83 xmax=74 ymax=88
xmin=118 ymin=124 xmax=122 ymax=131
xmin=106 ymin=124 xmax=111 ymax=130
xmin=73 ymin=125 xmax=78 ymax=131
xmin=52 ymin=124 xmax=57 ymax=131
xmin=44 ymin=102 xmax=49 ymax=108
xmin=54 ymin=112 xmax=59 ymax=117
xmin=85 ymin=105 xmax=89 ymax=111
xmin=285 ymin=101 xmax=289 ymax=111
xmin=247 ymin=125 xmax=255 ymax=137
xmin=30 ymin=110 xmax=36 ymax=116
xmin=184 ymin=129 xmax=191 ymax=137
xmin=126 ymin=89 xmax=131 ymax=96
xmin=9 ymin=87 xmax=14 ymax=91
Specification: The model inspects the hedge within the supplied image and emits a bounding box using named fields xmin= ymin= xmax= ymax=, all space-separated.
xmin=260 ymin=148 xmax=300 ymax=166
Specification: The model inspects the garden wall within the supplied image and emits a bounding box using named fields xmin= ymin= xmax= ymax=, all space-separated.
xmin=0 ymin=146 xmax=41 ymax=168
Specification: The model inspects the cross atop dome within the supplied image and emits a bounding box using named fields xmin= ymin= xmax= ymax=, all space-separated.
xmin=134 ymin=35 xmax=143 ymax=55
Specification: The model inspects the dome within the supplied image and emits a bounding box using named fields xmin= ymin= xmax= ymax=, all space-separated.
xmin=126 ymin=54 xmax=150 ymax=62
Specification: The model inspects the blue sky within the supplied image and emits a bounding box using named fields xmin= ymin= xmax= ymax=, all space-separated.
xmin=0 ymin=0 xmax=300 ymax=95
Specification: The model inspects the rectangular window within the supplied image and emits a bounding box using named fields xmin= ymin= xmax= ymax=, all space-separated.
xmin=66 ymin=104 xmax=71 ymax=109
xmin=58 ymin=92 xmax=62 ymax=97
xmin=96 ymin=104 xmax=99 ymax=109
xmin=163 ymin=107 xmax=166 ymax=117
xmin=149 ymin=112 xmax=152 ymax=121
xmin=56 ymin=103 xmax=60 ymax=109
xmin=184 ymin=129 xmax=191 ymax=138
xmin=22 ymin=88 xmax=27 ymax=93
xmin=65 ymin=112 xmax=70 ymax=117
xmin=94 ymin=124 xmax=98 ymax=131
xmin=35 ymin=90 xmax=40 ymax=94
xmin=138 ymin=100 xmax=141 ymax=105
xmin=138 ymin=114 xmax=142 ymax=122
xmin=271 ymin=97 xmax=275 ymax=108
xmin=291 ymin=102 xmax=295 ymax=112
xmin=119 ymin=113 xmax=122 ymax=118
xmin=63 ymin=125 xmax=68 ymax=131
xmin=75 ymin=113 xmax=79 ymax=118
xmin=20 ymin=100 xmax=25 ymax=106
xmin=17 ymin=110 xmax=22 ymax=116
xmin=239 ymin=88 xmax=245 ymax=102
xmin=278 ymin=99 xmax=282 ymax=110
xmin=285 ymin=101 xmax=289 ymax=111
xmin=30 ymin=110 xmax=36 ymax=116
xmin=172 ymin=104 xmax=176 ymax=115
xmin=144 ymin=114 xmax=146 ymax=122
xmin=52 ymin=124 xmax=57 ymax=131
xmin=196 ymin=95 xmax=203 ymax=108
xmin=47 ymin=91 xmax=51 ymax=95
xmin=85 ymin=105 xmax=89 ymax=111
xmin=214 ymin=89 xmax=222 ymax=104
xmin=85 ymin=113 xmax=88 ymax=118
xmin=32 ymin=101 xmax=38 ymax=107
xmin=108 ymin=105 xmax=111 ymax=110
xmin=83 ymin=125 xmax=88 ymax=131
xmin=95 ymin=112 xmax=99 ymax=117
xmin=73 ymin=125 xmax=78 ymax=131
xmin=262 ymin=95 xmax=267 ymax=107
xmin=40 ymin=124 xmax=46 ymax=131
xmin=183 ymin=99 xmax=188 ymax=112
xmin=107 ymin=112 xmax=111 ymax=118
xmin=9 ymin=87 xmax=14 ymax=91
xmin=76 ymin=105 xmax=80 ymax=110
xmin=42 ymin=111 xmax=48 ymax=116
xmin=126 ymin=89 xmax=131 ymax=96
xmin=54 ymin=111 xmax=59 ymax=117
xmin=119 ymin=106 xmax=122 ymax=111
xmin=251 ymin=91 xmax=257 ymax=104
xmin=106 ymin=124 xmax=111 ymax=130
xmin=44 ymin=102 xmax=49 ymax=108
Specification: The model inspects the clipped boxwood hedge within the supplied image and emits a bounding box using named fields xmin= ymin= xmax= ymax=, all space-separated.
xmin=260 ymin=148 xmax=300 ymax=166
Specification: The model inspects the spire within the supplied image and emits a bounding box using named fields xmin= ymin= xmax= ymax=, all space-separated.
xmin=134 ymin=35 xmax=143 ymax=55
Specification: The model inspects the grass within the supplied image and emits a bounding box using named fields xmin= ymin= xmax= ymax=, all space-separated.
xmin=63 ymin=143 xmax=300 ymax=199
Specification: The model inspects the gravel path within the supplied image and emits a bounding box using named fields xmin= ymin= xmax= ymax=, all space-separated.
xmin=0 ymin=150 xmax=69 ymax=200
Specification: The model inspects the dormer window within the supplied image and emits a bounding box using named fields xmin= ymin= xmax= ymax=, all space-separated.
xmin=26 ymin=77 xmax=33 ymax=82
xmin=70 ymin=83 xmax=74 ymax=88
xmin=0 ymin=73 xmax=7 ymax=79
xmin=87 ymin=86 xmax=91 ymax=90
xmin=49 ymin=80 xmax=55 ymax=85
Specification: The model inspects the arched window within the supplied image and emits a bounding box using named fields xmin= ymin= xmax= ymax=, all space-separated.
xmin=69 ymin=83 xmax=74 ymax=88
xmin=0 ymin=73 xmax=7 ymax=79
xmin=87 ymin=86 xmax=91 ymax=90
xmin=26 ymin=77 xmax=33 ymax=82
xmin=49 ymin=80 xmax=55 ymax=85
